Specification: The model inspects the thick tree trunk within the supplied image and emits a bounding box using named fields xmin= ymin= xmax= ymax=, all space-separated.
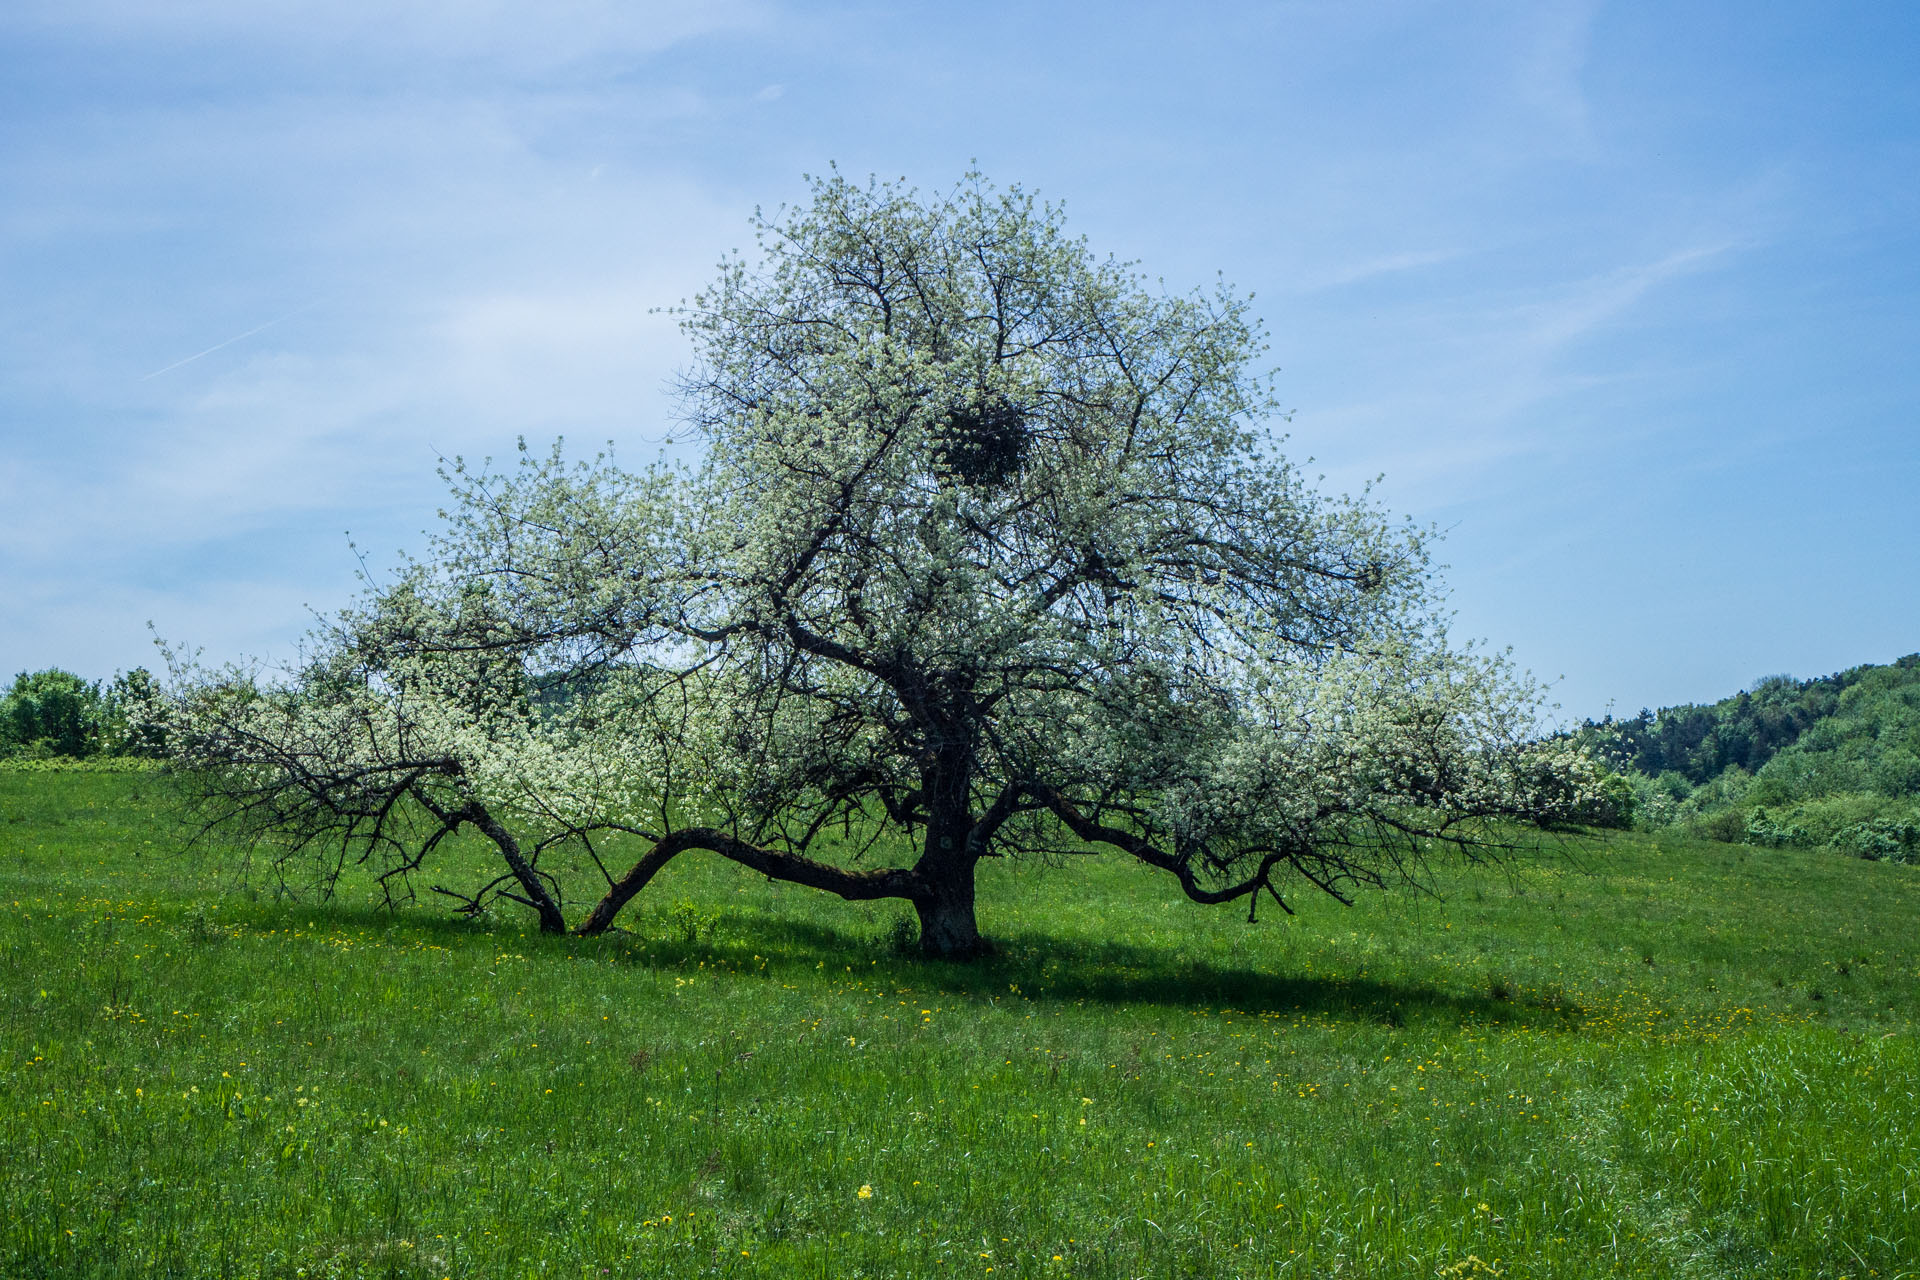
xmin=910 ymin=735 xmax=993 ymax=959
xmin=913 ymin=785 xmax=988 ymax=959
xmin=913 ymin=862 xmax=988 ymax=960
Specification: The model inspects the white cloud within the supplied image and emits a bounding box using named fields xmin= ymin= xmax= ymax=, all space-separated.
xmin=4 ymin=1 xmax=772 ymax=75
xmin=1281 ymin=239 xmax=1741 ymax=507
xmin=1507 ymin=0 xmax=1600 ymax=144
xmin=1295 ymin=247 xmax=1467 ymax=293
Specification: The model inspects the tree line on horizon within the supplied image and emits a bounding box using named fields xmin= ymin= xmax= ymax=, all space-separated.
xmin=0 ymin=667 xmax=167 ymax=762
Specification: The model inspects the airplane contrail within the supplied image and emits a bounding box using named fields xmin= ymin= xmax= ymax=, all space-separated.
xmin=138 ymin=300 xmax=321 ymax=381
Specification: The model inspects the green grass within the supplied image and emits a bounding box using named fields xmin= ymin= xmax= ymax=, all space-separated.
xmin=2 ymin=771 xmax=1916 ymax=1279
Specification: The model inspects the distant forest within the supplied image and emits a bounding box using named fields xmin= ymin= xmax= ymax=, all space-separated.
xmin=1582 ymin=654 xmax=1920 ymax=862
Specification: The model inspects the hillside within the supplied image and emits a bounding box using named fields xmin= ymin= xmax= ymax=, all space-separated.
xmin=1585 ymin=654 xmax=1920 ymax=860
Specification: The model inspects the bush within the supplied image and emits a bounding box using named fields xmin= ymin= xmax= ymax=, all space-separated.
xmin=1743 ymin=807 xmax=1808 ymax=849
xmin=1586 ymin=770 xmax=1637 ymax=829
xmin=1686 ymin=807 xmax=1750 ymax=844
xmin=100 ymin=667 xmax=170 ymax=758
xmin=1838 ymin=818 xmax=1919 ymax=864
xmin=1737 ymin=796 xmax=1920 ymax=861
xmin=0 ymin=667 xmax=171 ymax=761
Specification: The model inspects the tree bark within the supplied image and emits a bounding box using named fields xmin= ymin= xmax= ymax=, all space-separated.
xmin=465 ymin=804 xmax=568 ymax=935
xmin=912 ymin=860 xmax=988 ymax=959
xmin=573 ymin=827 xmax=925 ymax=937
xmin=913 ymin=763 xmax=988 ymax=959
xmin=898 ymin=729 xmax=990 ymax=959
xmin=573 ymin=837 xmax=682 ymax=936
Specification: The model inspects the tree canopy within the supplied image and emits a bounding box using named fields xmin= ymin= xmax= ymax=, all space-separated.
xmin=162 ymin=171 xmax=1606 ymax=957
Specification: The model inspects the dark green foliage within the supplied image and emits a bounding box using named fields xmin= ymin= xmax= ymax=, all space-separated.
xmin=1585 ymin=655 xmax=1920 ymax=857
xmin=934 ymin=394 xmax=1031 ymax=487
xmin=0 ymin=667 xmax=171 ymax=760
xmin=1587 ymin=664 xmax=1899 ymax=786
xmin=1842 ymin=817 xmax=1920 ymax=861
xmin=0 ymin=668 xmax=101 ymax=758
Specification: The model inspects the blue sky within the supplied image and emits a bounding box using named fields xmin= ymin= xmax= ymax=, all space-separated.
xmin=3 ymin=0 xmax=1915 ymax=721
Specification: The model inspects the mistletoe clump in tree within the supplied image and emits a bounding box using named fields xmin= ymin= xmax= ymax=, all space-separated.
xmin=165 ymin=171 xmax=1606 ymax=958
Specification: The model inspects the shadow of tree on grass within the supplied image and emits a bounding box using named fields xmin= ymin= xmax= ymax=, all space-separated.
xmin=208 ymin=891 xmax=1582 ymax=1033
xmin=574 ymin=911 xmax=1580 ymax=1033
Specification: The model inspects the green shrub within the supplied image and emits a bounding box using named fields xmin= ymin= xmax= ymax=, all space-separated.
xmin=1838 ymin=818 xmax=1919 ymax=863
xmin=1743 ymin=806 xmax=1807 ymax=849
xmin=1738 ymin=795 xmax=1920 ymax=860
xmin=1685 ymin=807 xmax=1750 ymax=844
xmin=1587 ymin=770 xmax=1637 ymax=829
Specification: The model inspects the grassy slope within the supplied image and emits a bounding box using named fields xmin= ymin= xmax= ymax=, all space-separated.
xmin=1 ymin=772 xmax=1915 ymax=1280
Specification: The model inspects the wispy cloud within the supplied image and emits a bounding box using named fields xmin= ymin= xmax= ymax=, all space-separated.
xmin=1501 ymin=243 xmax=1735 ymax=354
xmin=1296 ymin=248 xmax=1468 ymax=293
xmin=3 ymin=0 xmax=773 ymax=74
xmin=1282 ymin=238 xmax=1744 ymax=508
xmin=139 ymin=301 xmax=322 ymax=380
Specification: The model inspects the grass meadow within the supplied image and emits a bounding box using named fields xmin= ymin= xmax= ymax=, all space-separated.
xmin=2 ymin=768 xmax=1916 ymax=1279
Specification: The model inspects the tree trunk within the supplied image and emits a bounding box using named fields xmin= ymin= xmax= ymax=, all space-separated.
xmin=913 ymin=863 xmax=988 ymax=959
xmin=574 ymin=835 xmax=686 ymax=935
xmin=913 ymin=738 xmax=990 ymax=958
xmin=914 ymin=800 xmax=988 ymax=959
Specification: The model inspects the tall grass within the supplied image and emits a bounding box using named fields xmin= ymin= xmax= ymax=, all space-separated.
xmin=2 ymin=772 xmax=1915 ymax=1278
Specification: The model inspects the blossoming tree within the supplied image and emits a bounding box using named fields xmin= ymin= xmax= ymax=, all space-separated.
xmin=166 ymin=172 xmax=1606 ymax=958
